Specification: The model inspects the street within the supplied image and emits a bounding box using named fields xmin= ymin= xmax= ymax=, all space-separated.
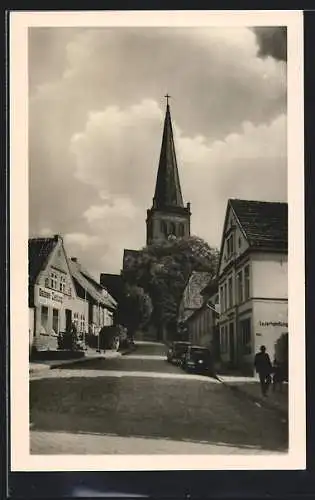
xmin=30 ymin=342 xmax=288 ymax=454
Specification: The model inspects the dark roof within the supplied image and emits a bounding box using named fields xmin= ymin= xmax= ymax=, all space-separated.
xmin=230 ymin=199 xmax=288 ymax=251
xmin=152 ymin=103 xmax=184 ymax=209
xmin=100 ymin=273 xmax=125 ymax=302
xmin=28 ymin=237 xmax=58 ymax=285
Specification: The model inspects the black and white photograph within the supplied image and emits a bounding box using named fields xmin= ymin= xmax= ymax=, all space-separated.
xmin=10 ymin=10 xmax=305 ymax=470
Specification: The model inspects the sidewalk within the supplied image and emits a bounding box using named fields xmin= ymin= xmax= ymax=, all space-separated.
xmin=29 ymin=349 xmax=122 ymax=374
xmin=31 ymin=430 xmax=283 ymax=455
xmin=218 ymin=375 xmax=288 ymax=416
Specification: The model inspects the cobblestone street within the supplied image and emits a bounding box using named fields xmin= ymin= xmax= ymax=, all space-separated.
xmin=30 ymin=342 xmax=288 ymax=455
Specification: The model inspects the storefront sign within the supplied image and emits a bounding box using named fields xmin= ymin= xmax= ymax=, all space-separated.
xmin=34 ymin=285 xmax=63 ymax=309
xmin=258 ymin=320 xmax=288 ymax=328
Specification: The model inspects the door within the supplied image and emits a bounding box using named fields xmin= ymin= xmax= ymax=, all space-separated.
xmin=229 ymin=322 xmax=235 ymax=366
xmin=65 ymin=309 xmax=72 ymax=332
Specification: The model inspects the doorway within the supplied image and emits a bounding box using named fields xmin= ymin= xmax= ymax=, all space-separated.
xmin=65 ymin=309 xmax=72 ymax=332
xmin=229 ymin=322 xmax=235 ymax=366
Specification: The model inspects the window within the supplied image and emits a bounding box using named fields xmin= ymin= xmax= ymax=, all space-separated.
xmin=52 ymin=309 xmax=59 ymax=334
xmin=41 ymin=306 xmax=49 ymax=331
xmin=59 ymin=275 xmax=66 ymax=293
xmin=224 ymin=282 xmax=228 ymax=311
xmin=178 ymin=223 xmax=185 ymax=237
xmin=244 ymin=265 xmax=250 ymax=300
xmin=50 ymin=271 xmax=58 ymax=290
xmin=237 ymin=271 xmax=243 ymax=304
xmin=226 ymin=234 xmax=234 ymax=258
xmin=219 ymin=286 xmax=224 ymax=313
xmin=160 ymin=220 xmax=167 ymax=236
xmin=170 ymin=222 xmax=176 ymax=236
xmin=238 ymin=236 xmax=242 ymax=249
xmin=239 ymin=318 xmax=251 ymax=354
xmin=228 ymin=276 xmax=233 ymax=309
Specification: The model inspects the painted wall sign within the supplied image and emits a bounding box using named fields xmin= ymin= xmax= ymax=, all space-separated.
xmin=34 ymin=285 xmax=63 ymax=309
xmin=258 ymin=320 xmax=288 ymax=328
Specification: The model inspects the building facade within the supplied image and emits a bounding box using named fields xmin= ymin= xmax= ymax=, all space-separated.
xmin=69 ymin=257 xmax=117 ymax=340
xmin=29 ymin=235 xmax=87 ymax=351
xmin=179 ymin=275 xmax=219 ymax=356
xmin=29 ymin=235 xmax=117 ymax=352
xmin=217 ymin=199 xmax=288 ymax=374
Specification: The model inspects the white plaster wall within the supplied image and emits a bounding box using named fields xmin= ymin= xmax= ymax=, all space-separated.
xmin=251 ymin=253 xmax=288 ymax=299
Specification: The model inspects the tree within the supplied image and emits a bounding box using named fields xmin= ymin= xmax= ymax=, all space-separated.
xmin=118 ymin=283 xmax=153 ymax=339
xmin=122 ymin=235 xmax=219 ymax=340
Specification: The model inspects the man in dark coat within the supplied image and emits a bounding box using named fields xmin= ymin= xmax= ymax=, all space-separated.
xmin=254 ymin=345 xmax=272 ymax=396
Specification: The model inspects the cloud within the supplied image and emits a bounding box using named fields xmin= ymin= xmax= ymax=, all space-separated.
xmin=64 ymin=232 xmax=102 ymax=249
xmin=252 ymin=27 xmax=287 ymax=62
xmin=28 ymin=27 xmax=287 ymax=277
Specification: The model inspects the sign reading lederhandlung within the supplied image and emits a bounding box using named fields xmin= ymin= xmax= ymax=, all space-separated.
xmin=258 ymin=320 xmax=288 ymax=328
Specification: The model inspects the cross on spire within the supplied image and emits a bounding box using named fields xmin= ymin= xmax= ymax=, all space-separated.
xmin=164 ymin=93 xmax=171 ymax=106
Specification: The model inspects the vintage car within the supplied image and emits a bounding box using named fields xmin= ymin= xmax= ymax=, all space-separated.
xmin=182 ymin=345 xmax=215 ymax=376
xmin=166 ymin=341 xmax=191 ymax=365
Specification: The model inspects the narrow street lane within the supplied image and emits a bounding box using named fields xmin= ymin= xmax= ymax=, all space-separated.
xmin=30 ymin=342 xmax=288 ymax=454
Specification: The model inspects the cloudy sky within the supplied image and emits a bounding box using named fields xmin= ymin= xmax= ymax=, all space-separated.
xmin=29 ymin=26 xmax=287 ymax=279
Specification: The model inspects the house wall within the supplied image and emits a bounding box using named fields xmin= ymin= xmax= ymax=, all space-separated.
xmin=251 ymin=252 xmax=288 ymax=299
xmin=252 ymin=299 xmax=288 ymax=363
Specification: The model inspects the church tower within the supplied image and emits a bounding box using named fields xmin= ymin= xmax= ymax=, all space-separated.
xmin=146 ymin=96 xmax=191 ymax=245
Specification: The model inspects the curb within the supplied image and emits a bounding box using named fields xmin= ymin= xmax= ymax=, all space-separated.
xmin=49 ymin=356 xmax=104 ymax=369
xmin=217 ymin=376 xmax=288 ymax=419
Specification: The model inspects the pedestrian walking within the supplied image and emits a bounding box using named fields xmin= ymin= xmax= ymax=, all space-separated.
xmin=254 ymin=345 xmax=272 ymax=397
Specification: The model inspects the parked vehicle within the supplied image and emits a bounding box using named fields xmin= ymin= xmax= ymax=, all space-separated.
xmin=166 ymin=341 xmax=191 ymax=365
xmin=182 ymin=345 xmax=215 ymax=376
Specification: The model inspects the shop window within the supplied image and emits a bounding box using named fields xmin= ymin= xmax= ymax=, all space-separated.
xmin=237 ymin=270 xmax=243 ymax=304
xmin=244 ymin=265 xmax=250 ymax=300
xmin=41 ymin=306 xmax=49 ymax=331
xmin=239 ymin=318 xmax=251 ymax=354
xmin=52 ymin=309 xmax=59 ymax=334
xmin=228 ymin=276 xmax=233 ymax=309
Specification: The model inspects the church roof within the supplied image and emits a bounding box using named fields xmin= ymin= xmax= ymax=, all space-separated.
xmin=152 ymin=102 xmax=184 ymax=209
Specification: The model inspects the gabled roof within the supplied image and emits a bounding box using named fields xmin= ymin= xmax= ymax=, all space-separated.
xmin=69 ymin=259 xmax=116 ymax=309
xmin=28 ymin=236 xmax=58 ymax=286
xmin=229 ymin=199 xmax=288 ymax=250
xmin=179 ymin=271 xmax=213 ymax=322
xmin=152 ymin=102 xmax=184 ymax=209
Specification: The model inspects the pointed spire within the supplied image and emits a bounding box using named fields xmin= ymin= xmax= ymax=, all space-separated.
xmin=152 ymin=97 xmax=184 ymax=209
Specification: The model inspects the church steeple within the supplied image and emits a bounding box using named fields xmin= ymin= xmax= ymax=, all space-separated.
xmin=153 ymin=96 xmax=184 ymax=209
xmin=146 ymin=96 xmax=191 ymax=246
